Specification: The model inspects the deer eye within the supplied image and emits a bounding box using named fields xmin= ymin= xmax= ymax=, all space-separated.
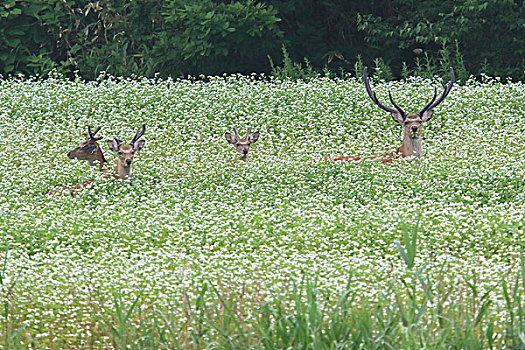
xmin=118 ymin=151 xmax=123 ymax=155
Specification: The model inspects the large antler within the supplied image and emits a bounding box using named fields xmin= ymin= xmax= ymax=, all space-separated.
xmin=416 ymin=88 xmax=438 ymax=116
xmin=425 ymin=67 xmax=455 ymax=111
xmin=130 ymin=124 xmax=146 ymax=145
xmin=388 ymin=91 xmax=406 ymax=117
xmin=364 ymin=67 xmax=407 ymax=119
xmin=365 ymin=66 xmax=455 ymax=119
xmin=87 ymin=126 xmax=103 ymax=141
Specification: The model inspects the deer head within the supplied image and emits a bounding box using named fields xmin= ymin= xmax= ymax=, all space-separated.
xmin=363 ymin=67 xmax=454 ymax=158
xmin=107 ymin=124 xmax=146 ymax=179
xmin=67 ymin=126 xmax=107 ymax=171
xmin=225 ymin=127 xmax=259 ymax=161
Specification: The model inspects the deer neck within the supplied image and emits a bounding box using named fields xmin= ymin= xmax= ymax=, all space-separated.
xmin=91 ymin=150 xmax=107 ymax=172
xmin=114 ymin=161 xmax=132 ymax=180
xmin=398 ymin=133 xmax=422 ymax=158
xmin=98 ymin=150 xmax=107 ymax=171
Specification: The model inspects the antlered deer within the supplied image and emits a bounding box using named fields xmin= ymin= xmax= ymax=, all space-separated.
xmin=225 ymin=127 xmax=259 ymax=162
xmin=49 ymin=125 xmax=146 ymax=195
xmin=67 ymin=126 xmax=107 ymax=171
xmin=329 ymin=67 xmax=454 ymax=163
xmin=107 ymin=124 xmax=146 ymax=179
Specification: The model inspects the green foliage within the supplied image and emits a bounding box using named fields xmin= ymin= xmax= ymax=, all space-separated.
xmin=0 ymin=244 xmax=29 ymax=348
xmin=155 ymin=0 xmax=283 ymax=77
xmin=268 ymin=45 xmax=317 ymax=80
xmin=106 ymin=290 xmax=145 ymax=349
xmin=395 ymin=225 xmax=418 ymax=270
xmin=502 ymin=246 xmax=525 ymax=348
xmin=85 ymin=244 xmax=521 ymax=348
xmin=373 ymin=57 xmax=393 ymax=81
xmin=0 ymin=0 xmax=282 ymax=79
xmin=0 ymin=0 xmax=164 ymax=78
xmin=0 ymin=0 xmax=59 ymax=76
xmin=356 ymin=0 xmax=525 ymax=80
xmin=353 ymin=55 xmax=365 ymax=82
xmin=266 ymin=0 xmax=373 ymax=75
xmin=1 ymin=1 xmax=524 ymax=80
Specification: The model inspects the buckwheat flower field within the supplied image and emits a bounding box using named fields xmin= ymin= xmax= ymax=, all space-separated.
xmin=1 ymin=73 xmax=525 ymax=347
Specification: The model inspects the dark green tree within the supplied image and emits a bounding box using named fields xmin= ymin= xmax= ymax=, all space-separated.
xmin=0 ymin=0 xmax=524 ymax=80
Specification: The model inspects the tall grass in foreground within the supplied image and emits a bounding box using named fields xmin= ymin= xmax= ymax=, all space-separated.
xmin=0 ymin=235 xmax=525 ymax=349
xmin=87 ymin=232 xmax=524 ymax=349
xmin=5 ymin=233 xmax=520 ymax=349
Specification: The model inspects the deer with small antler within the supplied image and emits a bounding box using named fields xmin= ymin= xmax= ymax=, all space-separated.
xmin=225 ymin=127 xmax=259 ymax=162
xmin=67 ymin=126 xmax=107 ymax=172
xmin=329 ymin=67 xmax=454 ymax=163
xmin=49 ymin=124 xmax=146 ymax=195
xmin=107 ymin=124 xmax=146 ymax=179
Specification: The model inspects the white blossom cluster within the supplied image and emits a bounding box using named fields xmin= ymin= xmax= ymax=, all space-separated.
xmin=0 ymin=73 xmax=524 ymax=345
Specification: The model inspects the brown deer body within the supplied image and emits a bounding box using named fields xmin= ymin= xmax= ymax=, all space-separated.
xmin=327 ymin=67 xmax=454 ymax=163
xmin=49 ymin=125 xmax=146 ymax=195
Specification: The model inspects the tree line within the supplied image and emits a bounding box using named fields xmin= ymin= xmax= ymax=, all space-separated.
xmin=1 ymin=0 xmax=523 ymax=81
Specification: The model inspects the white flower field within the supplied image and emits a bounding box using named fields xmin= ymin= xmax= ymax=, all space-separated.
xmin=0 ymin=73 xmax=525 ymax=347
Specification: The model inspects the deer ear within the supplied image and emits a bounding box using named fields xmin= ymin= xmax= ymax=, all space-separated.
xmin=390 ymin=112 xmax=405 ymax=125
xmin=421 ymin=110 xmax=434 ymax=123
xmin=225 ymin=132 xmax=236 ymax=144
xmin=107 ymin=140 xmax=119 ymax=153
xmin=250 ymin=131 xmax=259 ymax=143
xmin=134 ymin=140 xmax=145 ymax=152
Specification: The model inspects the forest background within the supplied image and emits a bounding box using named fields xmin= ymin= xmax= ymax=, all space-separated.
xmin=0 ymin=0 xmax=524 ymax=81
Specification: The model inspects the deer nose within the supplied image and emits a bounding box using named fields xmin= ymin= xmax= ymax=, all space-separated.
xmin=126 ymin=159 xmax=132 ymax=165
xmin=67 ymin=151 xmax=74 ymax=159
xmin=411 ymin=126 xmax=418 ymax=133
xmin=243 ymin=149 xmax=248 ymax=154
